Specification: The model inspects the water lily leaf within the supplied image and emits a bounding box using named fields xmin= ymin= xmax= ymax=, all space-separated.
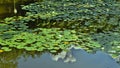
xmin=37 ymin=47 xmax=44 ymax=51
xmin=50 ymin=50 xmax=57 ymax=53
xmin=1 ymin=47 xmax=12 ymax=51
xmin=24 ymin=47 xmax=36 ymax=51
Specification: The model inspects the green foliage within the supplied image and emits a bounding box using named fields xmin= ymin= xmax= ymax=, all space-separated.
xmin=1 ymin=47 xmax=12 ymax=51
xmin=0 ymin=0 xmax=120 ymax=58
xmin=0 ymin=25 xmax=101 ymax=53
xmin=91 ymin=31 xmax=120 ymax=57
xmin=22 ymin=0 xmax=120 ymax=21
xmin=21 ymin=0 xmax=120 ymax=33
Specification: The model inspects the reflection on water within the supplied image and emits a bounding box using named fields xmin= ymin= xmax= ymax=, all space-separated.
xmin=0 ymin=49 xmax=21 ymax=68
xmin=0 ymin=49 xmax=120 ymax=68
xmin=17 ymin=49 xmax=120 ymax=68
xmin=0 ymin=49 xmax=43 ymax=68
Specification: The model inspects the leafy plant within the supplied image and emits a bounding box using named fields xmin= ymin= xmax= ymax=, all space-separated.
xmin=21 ymin=0 xmax=120 ymax=33
xmin=91 ymin=31 xmax=120 ymax=57
xmin=0 ymin=26 xmax=102 ymax=53
xmin=0 ymin=0 xmax=120 ymax=59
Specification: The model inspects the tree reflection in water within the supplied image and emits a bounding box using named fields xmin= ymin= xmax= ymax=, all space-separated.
xmin=0 ymin=49 xmax=43 ymax=68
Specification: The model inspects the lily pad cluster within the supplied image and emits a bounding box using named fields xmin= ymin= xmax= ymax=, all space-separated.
xmin=22 ymin=0 xmax=120 ymax=20
xmin=21 ymin=0 xmax=120 ymax=33
xmin=91 ymin=32 xmax=120 ymax=57
xmin=0 ymin=15 xmax=102 ymax=53
xmin=0 ymin=25 xmax=102 ymax=53
xmin=0 ymin=28 xmax=75 ymax=52
xmin=0 ymin=0 xmax=120 ymax=58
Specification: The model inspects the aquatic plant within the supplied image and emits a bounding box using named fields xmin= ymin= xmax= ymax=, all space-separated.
xmin=0 ymin=0 xmax=120 ymax=58
xmin=0 ymin=26 xmax=101 ymax=53
xmin=91 ymin=31 xmax=120 ymax=57
xmin=22 ymin=0 xmax=120 ymax=20
xmin=21 ymin=0 xmax=120 ymax=33
xmin=0 ymin=14 xmax=102 ymax=53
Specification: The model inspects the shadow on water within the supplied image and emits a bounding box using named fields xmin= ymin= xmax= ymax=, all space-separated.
xmin=0 ymin=48 xmax=120 ymax=68
xmin=0 ymin=0 xmax=40 ymax=19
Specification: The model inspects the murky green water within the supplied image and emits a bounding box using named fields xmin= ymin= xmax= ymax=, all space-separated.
xmin=0 ymin=0 xmax=120 ymax=68
xmin=0 ymin=0 xmax=39 ymax=18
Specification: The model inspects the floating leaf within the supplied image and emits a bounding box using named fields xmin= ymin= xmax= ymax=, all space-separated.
xmin=1 ymin=47 xmax=12 ymax=52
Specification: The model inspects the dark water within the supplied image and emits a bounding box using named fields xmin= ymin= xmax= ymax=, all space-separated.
xmin=0 ymin=0 xmax=39 ymax=19
xmin=0 ymin=49 xmax=120 ymax=68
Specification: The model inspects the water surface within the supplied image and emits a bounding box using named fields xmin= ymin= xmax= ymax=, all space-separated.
xmin=0 ymin=49 xmax=119 ymax=68
xmin=0 ymin=0 xmax=39 ymax=19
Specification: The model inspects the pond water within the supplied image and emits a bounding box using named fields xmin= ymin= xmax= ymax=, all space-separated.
xmin=0 ymin=0 xmax=120 ymax=68
xmin=0 ymin=49 xmax=120 ymax=68
xmin=0 ymin=0 xmax=39 ymax=19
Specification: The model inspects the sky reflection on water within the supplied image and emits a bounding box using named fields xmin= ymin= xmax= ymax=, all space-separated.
xmin=18 ymin=49 xmax=120 ymax=68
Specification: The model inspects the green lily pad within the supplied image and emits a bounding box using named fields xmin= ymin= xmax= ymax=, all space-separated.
xmin=1 ymin=47 xmax=12 ymax=51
